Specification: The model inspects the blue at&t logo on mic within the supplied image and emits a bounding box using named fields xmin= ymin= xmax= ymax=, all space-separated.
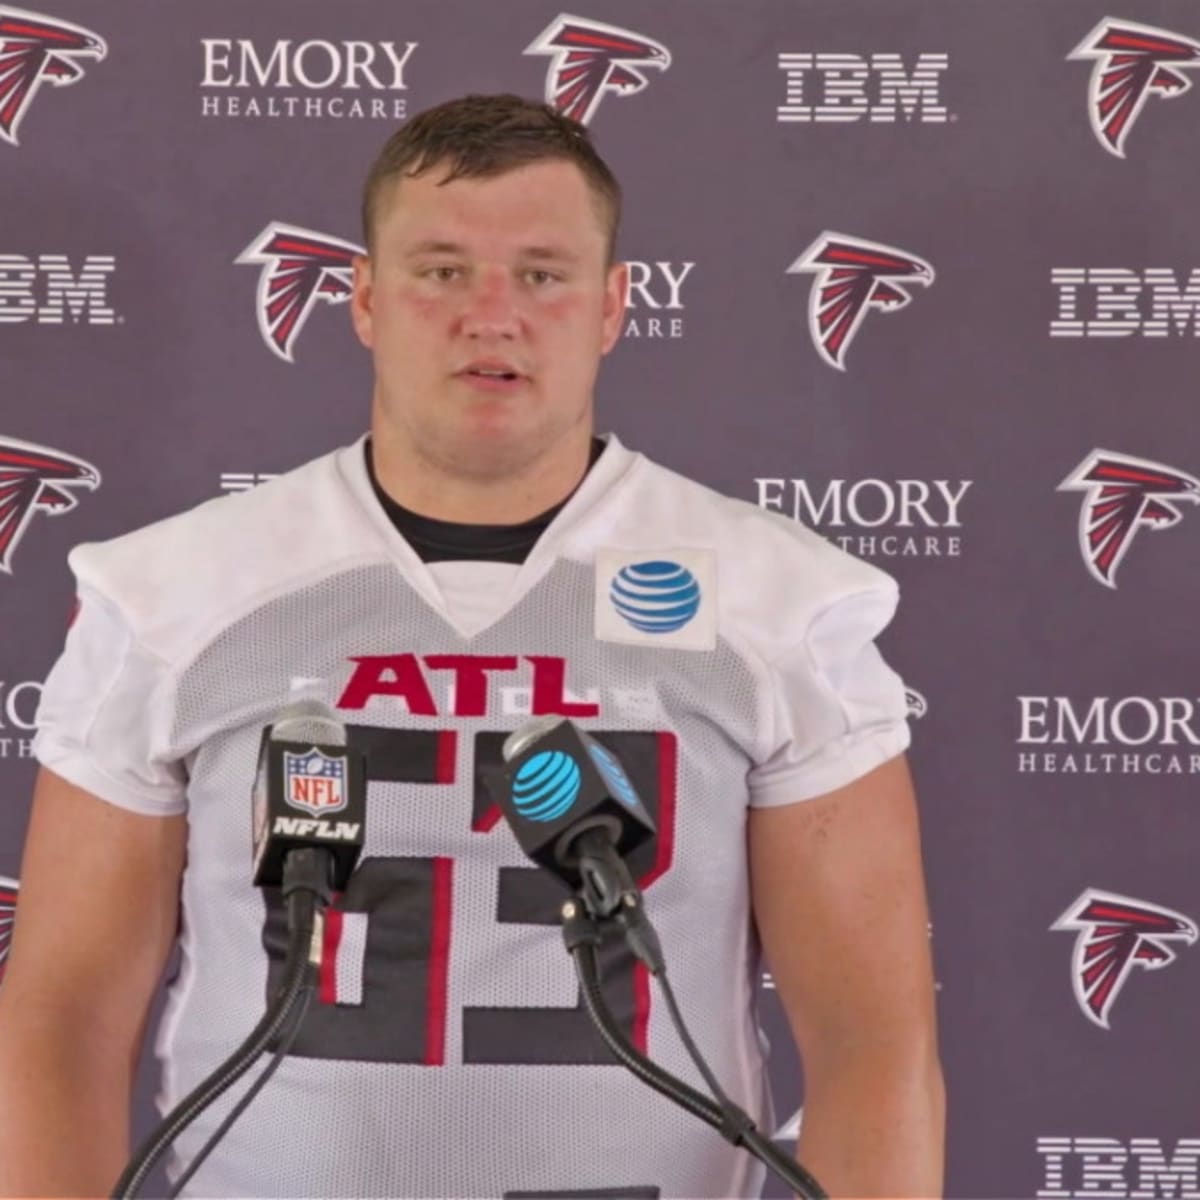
xmin=512 ymin=749 xmax=583 ymax=822
xmin=588 ymin=742 xmax=640 ymax=809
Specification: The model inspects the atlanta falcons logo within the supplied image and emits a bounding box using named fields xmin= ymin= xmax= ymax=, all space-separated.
xmin=525 ymin=14 xmax=671 ymax=126
xmin=0 ymin=437 xmax=100 ymax=574
xmin=1053 ymin=889 xmax=1196 ymax=1029
xmin=0 ymin=876 xmax=16 ymax=987
xmin=1069 ymin=19 xmax=1200 ymax=158
xmin=1058 ymin=450 xmax=1200 ymax=588
xmin=0 ymin=6 xmax=105 ymax=147
xmin=787 ymin=234 xmax=934 ymax=371
xmin=236 ymin=222 xmax=364 ymax=363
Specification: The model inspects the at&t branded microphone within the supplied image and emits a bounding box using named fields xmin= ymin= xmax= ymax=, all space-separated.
xmin=494 ymin=715 xmax=656 ymax=892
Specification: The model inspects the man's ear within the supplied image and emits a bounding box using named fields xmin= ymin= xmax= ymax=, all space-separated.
xmin=350 ymin=254 xmax=374 ymax=349
xmin=600 ymin=260 xmax=629 ymax=355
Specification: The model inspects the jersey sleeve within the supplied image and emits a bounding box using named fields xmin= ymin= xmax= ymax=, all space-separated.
xmin=32 ymin=584 xmax=187 ymax=816
xmin=748 ymin=585 xmax=910 ymax=807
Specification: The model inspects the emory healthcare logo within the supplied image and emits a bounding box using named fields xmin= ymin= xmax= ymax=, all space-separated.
xmin=1052 ymin=889 xmax=1196 ymax=1029
xmin=787 ymin=233 xmax=934 ymax=371
xmin=0 ymin=6 xmax=105 ymax=146
xmin=236 ymin=222 xmax=363 ymax=362
xmin=1058 ymin=450 xmax=1200 ymax=588
xmin=525 ymin=14 xmax=670 ymax=125
xmin=1069 ymin=19 xmax=1200 ymax=158
xmin=0 ymin=437 xmax=100 ymax=574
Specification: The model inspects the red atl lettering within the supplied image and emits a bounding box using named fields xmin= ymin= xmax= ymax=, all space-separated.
xmin=338 ymin=655 xmax=436 ymax=713
xmin=425 ymin=656 xmax=518 ymax=716
xmin=526 ymin=655 xmax=599 ymax=717
xmin=336 ymin=653 xmax=599 ymax=717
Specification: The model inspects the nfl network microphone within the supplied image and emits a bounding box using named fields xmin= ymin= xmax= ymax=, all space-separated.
xmin=495 ymin=716 xmax=656 ymax=893
xmin=251 ymin=697 xmax=366 ymax=890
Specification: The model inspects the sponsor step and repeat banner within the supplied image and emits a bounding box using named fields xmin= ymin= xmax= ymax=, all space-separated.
xmin=3 ymin=2 xmax=1199 ymax=1196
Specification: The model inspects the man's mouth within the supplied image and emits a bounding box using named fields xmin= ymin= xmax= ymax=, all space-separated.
xmin=458 ymin=361 xmax=525 ymax=386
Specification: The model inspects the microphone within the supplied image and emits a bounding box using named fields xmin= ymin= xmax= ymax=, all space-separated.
xmin=117 ymin=699 xmax=366 ymax=1198
xmin=493 ymin=716 xmax=657 ymax=906
xmin=251 ymin=697 xmax=366 ymax=891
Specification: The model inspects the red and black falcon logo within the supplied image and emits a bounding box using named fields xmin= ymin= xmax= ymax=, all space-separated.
xmin=0 ymin=876 xmax=16 ymax=986
xmin=236 ymin=223 xmax=364 ymax=363
xmin=0 ymin=6 xmax=105 ymax=147
xmin=787 ymin=233 xmax=934 ymax=371
xmin=0 ymin=437 xmax=100 ymax=574
xmin=525 ymin=14 xmax=671 ymax=126
xmin=1069 ymin=18 xmax=1200 ymax=158
xmin=1053 ymin=889 xmax=1196 ymax=1029
xmin=1058 ymin=450 xmax=1200 ymax=588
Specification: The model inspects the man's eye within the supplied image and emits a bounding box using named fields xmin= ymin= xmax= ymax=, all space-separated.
xmin=426 ymin=266 xmax=459 ymax=282
xmin=527 ymin=270 xmax=557 ymax=285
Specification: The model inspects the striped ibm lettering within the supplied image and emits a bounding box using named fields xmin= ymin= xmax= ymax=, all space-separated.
xmin=1051 ymin=268 xmax=1200 ymax=337
xmin=777 ymin=53 xmax=949 ymax=123
xmin=1037 ymin=1137 xmax=1200 ymax=1198
xmin=0 ymin=254 xmax=116 ymax=325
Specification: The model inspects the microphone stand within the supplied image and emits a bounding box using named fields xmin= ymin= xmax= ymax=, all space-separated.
xmin=110 ymin=849 xmax=332 ymax=1199
xmin=561 ymin=837 xmax=827 ymax=1200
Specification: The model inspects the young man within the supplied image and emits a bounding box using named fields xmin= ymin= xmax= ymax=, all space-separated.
xmin=0 ymin=96 xmax=943 ymax=1198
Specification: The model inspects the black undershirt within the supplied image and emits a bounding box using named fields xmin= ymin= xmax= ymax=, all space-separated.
xmin=364 ymin=438 xmax=605 ymax=564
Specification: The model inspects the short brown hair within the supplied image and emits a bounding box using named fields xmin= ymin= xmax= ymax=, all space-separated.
xmin=361 ymin=93 xmax=622 ymax=261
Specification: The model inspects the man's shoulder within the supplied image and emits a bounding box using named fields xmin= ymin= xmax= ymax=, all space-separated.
xmin=67 ymin=441 xmax=385 ymax=655
xmin=601 ymin=449 xmax=899 ymax=652
xmin=624 ymin=451 xmax=894 ymax=590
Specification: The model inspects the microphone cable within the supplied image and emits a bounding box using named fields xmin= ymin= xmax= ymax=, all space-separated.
xmin=165 ymin=972 xmax=315 ymax=1198
xmin=563 ymin=899 xmax=827 ymax=1200
xmin=110 ymin=849 xmax=332 ymax=1200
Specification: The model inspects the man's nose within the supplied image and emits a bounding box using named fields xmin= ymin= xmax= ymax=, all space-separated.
xmin=461 ymin=269 xmax=521 ymax=339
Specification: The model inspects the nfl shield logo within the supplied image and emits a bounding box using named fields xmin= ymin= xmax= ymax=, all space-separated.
xmin=283 ymin=749 xmax=347 ymax=817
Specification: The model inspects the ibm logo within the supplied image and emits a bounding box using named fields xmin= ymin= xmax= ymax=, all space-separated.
xmin=219 ymin=473 xmax=278 ymax=494
xmin=1038 ymin=1137 xmax=1200 ymax=1198
xmin=777 ymin=53 xmax=949 ymax=123
xmin=0 ymin=255 xmax=117 ymax=325
xmin=1051 ymin=269 xmax=1200 ymax=338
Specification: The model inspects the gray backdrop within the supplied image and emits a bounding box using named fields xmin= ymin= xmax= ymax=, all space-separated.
xmin=3 ymin=3 xmax=1199 ymax=1197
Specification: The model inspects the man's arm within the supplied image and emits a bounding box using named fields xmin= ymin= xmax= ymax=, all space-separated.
xmin=0 ymin=767 xmax=186 ymax=1198
xmin=748 ymin=754 xmax=944 ymax=1199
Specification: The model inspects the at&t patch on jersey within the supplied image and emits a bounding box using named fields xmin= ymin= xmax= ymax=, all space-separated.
xmin=283 ymin=748 xmax=347 ymax=816
xmin=594 ymin=547 xmax=716 ymax=651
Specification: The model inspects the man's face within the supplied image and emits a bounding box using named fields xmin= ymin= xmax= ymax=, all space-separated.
xmin=351 ymin=158 xmax=627 ymax=480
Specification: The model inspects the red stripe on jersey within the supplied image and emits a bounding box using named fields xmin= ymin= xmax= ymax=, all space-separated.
xmin=472 ymin=802 xmax=503 ymax=833
xmin=424 ymin=857 xmax=454 ymax=1065
xmin=319 ymin=907 xmax=344 ymax=1005
xmin=639 ymin=732 xmax=678 ymax=889
xmin=436 ymin=731 xmax=457 ymax=783
xmin=631 ymin=961 xmax=652 ymax=1054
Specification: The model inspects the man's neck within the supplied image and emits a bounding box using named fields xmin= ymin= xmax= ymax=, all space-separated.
xmin=368 ymin=422 xmax=597 ymax=524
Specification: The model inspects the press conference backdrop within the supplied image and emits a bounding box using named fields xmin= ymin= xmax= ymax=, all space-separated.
xmin=3 ymin=1 xmax=1199 ymax=1196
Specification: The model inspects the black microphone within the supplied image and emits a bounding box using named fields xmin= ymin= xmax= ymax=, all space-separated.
xmin=251 ymin=698 xmax=366 ymax=891
xmin=493 ymin=716 xmax=656 ymax=900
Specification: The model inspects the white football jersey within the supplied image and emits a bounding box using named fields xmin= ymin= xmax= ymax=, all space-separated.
xmin=34 ymin=434 xmax=909 ymax=1199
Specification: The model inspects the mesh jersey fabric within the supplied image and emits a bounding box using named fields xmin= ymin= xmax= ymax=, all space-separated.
xmin=33 ymin=433 xmax=910 ymax=1199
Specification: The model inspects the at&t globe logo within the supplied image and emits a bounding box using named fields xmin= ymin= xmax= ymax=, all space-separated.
xmin=512 ymin=750 xmax=581 ymax=822
xmin=609 ymin=560 xmax=700 ymax=634
xmin=588 ymin=741 xmax=639 ymax=808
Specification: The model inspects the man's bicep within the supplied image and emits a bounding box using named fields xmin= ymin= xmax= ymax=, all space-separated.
xmin=4 ymin=767 xmax=186 ymax=1042
xmin=748 ymin=754 xmax=936 ymax=1065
